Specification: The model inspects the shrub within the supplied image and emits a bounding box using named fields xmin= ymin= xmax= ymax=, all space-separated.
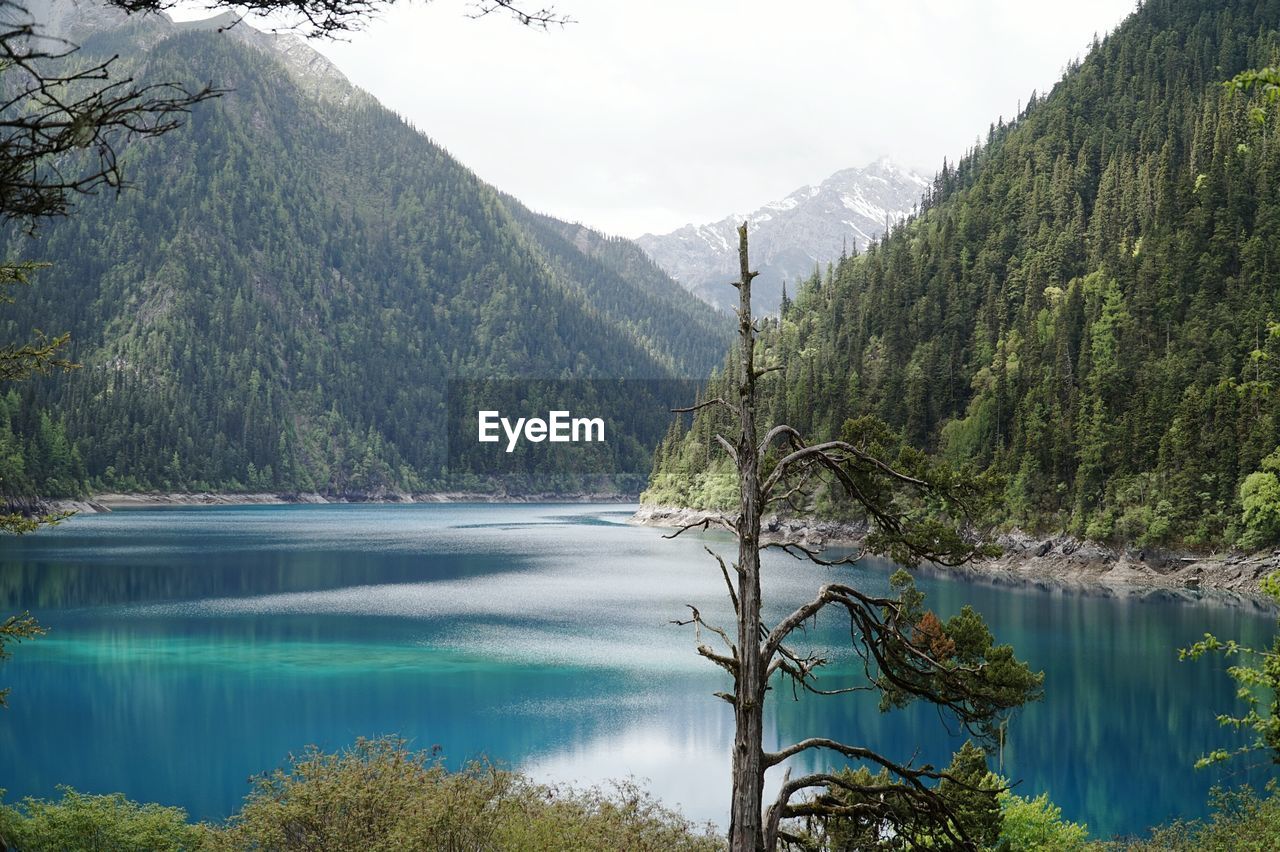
xmin=205 ymin=737 xmax=723 ymax=852
xmin=1 ymin=741 xmax=723 ymax=851
xmin=995 ymin=787 xmax=1089 ymax=850
xmin=0 ymin=787 xmax=203 ymax=851
xmin=1240 ymin=469 xmax=1280 ymax=549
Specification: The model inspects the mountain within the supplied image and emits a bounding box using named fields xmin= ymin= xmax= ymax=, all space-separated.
xmin=647 ymin=0 xmax=1280 ymax=550
xmin=0 ymin=2 xmax=731 ymax=498
xmin=27 ymin=0 xmax=393 ymax=102
xmin=636 ymin=158 xmax=928 ymax=313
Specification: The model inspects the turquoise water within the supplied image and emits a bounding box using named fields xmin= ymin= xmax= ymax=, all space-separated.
xmin=0 ymin=503 xmax=1275 ymax=839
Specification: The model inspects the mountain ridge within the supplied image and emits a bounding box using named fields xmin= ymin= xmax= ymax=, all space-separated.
xmin=637 ymin=157 xmax=928 ymax=312
xmin=0 ymin=2 xmax=731 ymax=498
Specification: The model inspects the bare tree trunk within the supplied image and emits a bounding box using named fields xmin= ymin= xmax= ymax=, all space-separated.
xmin=728 ymin=222 xmax=765 ymax=852
xmin=662 ymin=225 xmax=1037 ymax=852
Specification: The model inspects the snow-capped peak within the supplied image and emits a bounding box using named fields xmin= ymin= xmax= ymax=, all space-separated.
xmin=636 ymin=157 xmax=927 ymax=314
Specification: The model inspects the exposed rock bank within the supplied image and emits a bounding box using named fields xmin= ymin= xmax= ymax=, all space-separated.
xmin=989 ymin=528 xmax=1280 ymax=599
xmin=630 ymin=505 xmax=1280 ymax=604
xmin=2 ymin=494 xmax=111 ymax=517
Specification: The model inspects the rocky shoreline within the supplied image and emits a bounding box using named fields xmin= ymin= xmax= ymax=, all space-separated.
xmin=17 ymin=496 xmax=1279 ymax=605
xmin=629 ymin=504 xmax=1280 ymax=606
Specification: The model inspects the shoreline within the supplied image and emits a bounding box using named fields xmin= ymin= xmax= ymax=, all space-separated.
xmin=629 ymin=504 xmax=1280 ymax=605
xmin=22 ymin=495 xmax=1279 ymax=605
xmin=34 ymin=490 xmax=637 ymax=515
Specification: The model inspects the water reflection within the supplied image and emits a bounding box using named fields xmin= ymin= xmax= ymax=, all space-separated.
xmin=0 ymin=504 xmax=1274 ymax=839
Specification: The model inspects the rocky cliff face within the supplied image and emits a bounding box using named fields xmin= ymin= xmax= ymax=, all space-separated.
xmin=637 ymin=158 xmax=928 ymax=312
xmin=24 ymin=0 xmax=354 ymax=102
xmin=173 ymin=11 xmax=356 ymax=103
xmin=21 ymin=0 xmax=156 ymax=41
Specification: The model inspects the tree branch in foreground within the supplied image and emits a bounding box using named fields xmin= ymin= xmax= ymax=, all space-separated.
xmin=663 ymin=225 xmax=1040 ymax=850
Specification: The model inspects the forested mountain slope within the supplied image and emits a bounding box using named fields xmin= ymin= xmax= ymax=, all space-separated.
xmin=0 ymin=6 xmax=730 ymax=497
xmin=648 ymin=0 xmax=1280 ymax=549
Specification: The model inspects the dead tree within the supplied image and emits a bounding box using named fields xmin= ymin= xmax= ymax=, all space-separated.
xmin=668 ymin=225 xmax=1042 ymax=851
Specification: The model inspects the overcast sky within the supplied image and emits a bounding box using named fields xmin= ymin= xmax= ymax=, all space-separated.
xmin=176 ymin=0 xmax=1139 ymax=238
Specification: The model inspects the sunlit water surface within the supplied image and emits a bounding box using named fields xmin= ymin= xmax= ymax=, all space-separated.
xmin=1 ymin=503 xmax=1275 ymax=839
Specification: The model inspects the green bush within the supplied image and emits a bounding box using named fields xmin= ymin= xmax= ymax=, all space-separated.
xmin=206 ymin=737 xmax=723 ymax=852
xmin=689 ymin=469 xmax=738 ymax=511
xmin=0 ymin=740 xmax=722 ymax=851
xmin=8 ymin=757 xmax=1279 ymax=851
xmin=995 ymin=786 xmax=1089 ymax=850
xmin=1240 ymin=465 xmax=1280 ymax=549
xmin=0 ymin=787 xmax=203 ymax=851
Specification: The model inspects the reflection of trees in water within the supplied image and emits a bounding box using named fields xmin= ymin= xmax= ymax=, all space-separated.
xmin=763 ymin=576 xmax=1277 ymax=838
xmin=0 ymin=547 xmax=532 ymax=609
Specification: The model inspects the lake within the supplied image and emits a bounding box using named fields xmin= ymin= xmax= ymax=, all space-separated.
xmin=0 ymin=503 xmax=1275 ymax=839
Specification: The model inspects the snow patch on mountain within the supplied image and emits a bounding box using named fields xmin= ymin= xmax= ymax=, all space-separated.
xmin=637 ymin=158 xmax=928 ymax=313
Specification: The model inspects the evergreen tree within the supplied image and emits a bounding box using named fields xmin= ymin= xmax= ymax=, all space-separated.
xmin=649 ymin=0 xmax=1280 ymax=550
